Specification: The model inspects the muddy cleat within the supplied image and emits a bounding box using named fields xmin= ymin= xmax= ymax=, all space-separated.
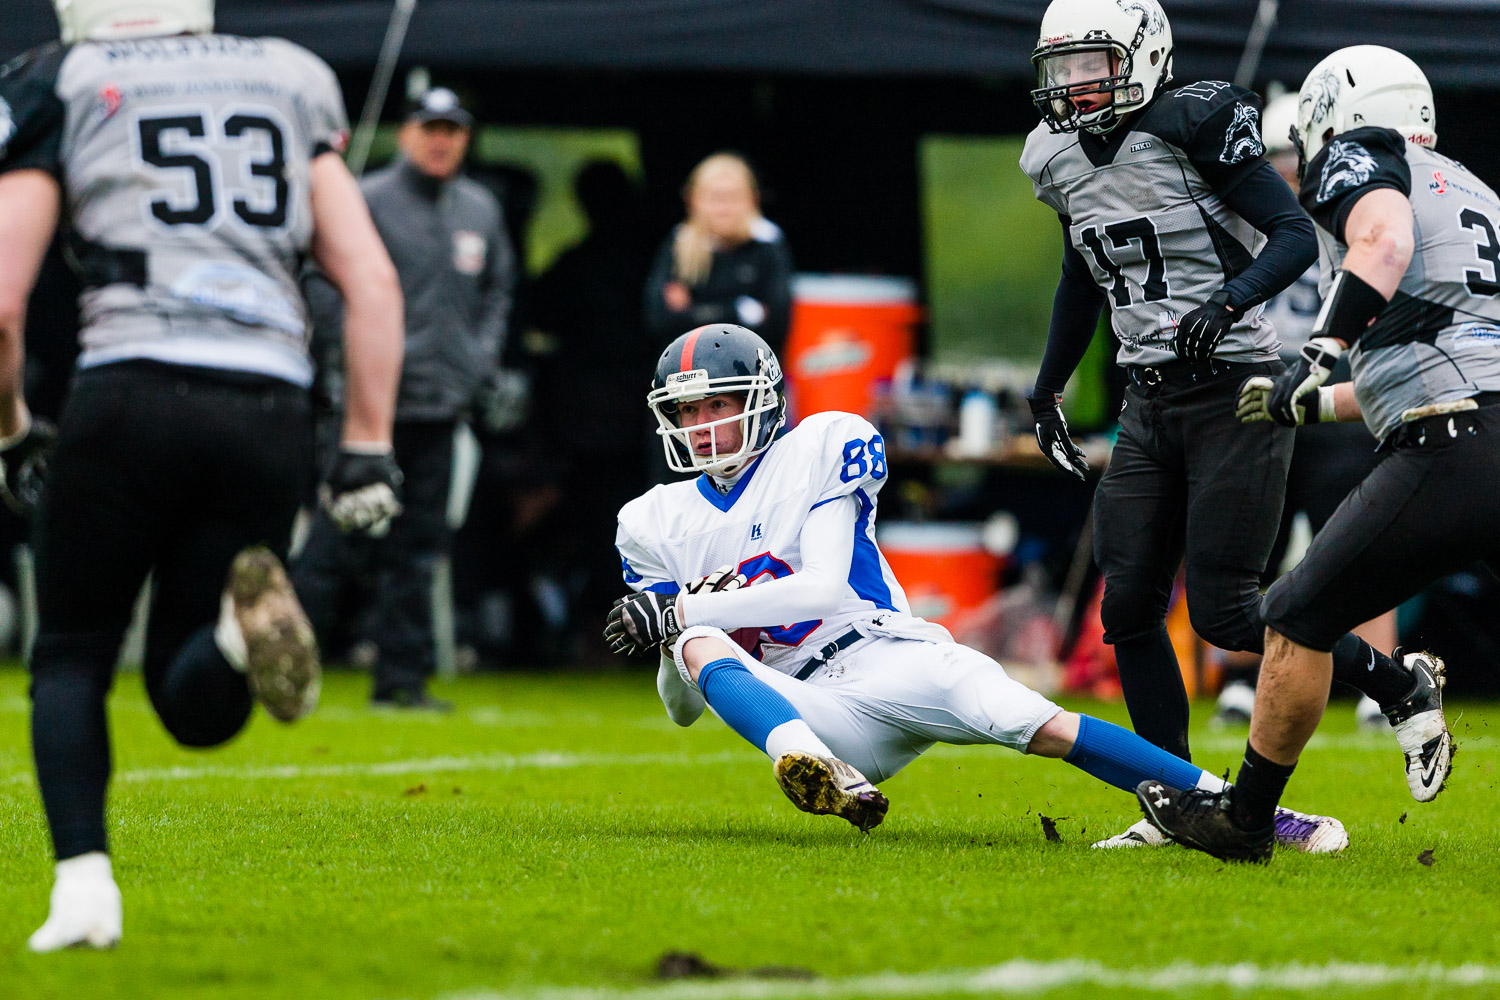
xmin=1273 ymin=806 xmax=1348 ymax=854
xmin=28 ymin=853 xmax=122 ymax=953
xmin=1384 ymin=649 xmax=1453 ymax=803
xmin=1136 ymin=781 xmax=1273 ymax=863
xmin=1091 ymin=817 xmax=1169 ymax=849
xmin=225 ymin=546 xmax=320 ymax=722
xmin=774 ymin=751 xmax=888 ymax=832
xmin=1210 ymin=680 xmax=1255 ymax=728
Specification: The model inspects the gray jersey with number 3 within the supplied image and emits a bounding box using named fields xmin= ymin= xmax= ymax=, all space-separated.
xmin=1302 ymin=128 xmax=1500 ymax=441
xmin=0 ymin=35 xmax=348 ymax=386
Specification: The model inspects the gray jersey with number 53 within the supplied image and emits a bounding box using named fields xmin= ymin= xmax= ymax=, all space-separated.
xmin=0 ymin=35 xmax=348 ymax=386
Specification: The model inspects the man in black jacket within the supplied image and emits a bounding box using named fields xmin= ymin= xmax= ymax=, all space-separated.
xmin=295 ymin=88 xmax=515 ymax=709
xmin=1022 ymin=0 xmax=1441 ymax=847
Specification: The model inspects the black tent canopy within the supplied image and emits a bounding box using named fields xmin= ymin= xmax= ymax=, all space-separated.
xmin=8 ymin=0 xmax=1500 ymax=87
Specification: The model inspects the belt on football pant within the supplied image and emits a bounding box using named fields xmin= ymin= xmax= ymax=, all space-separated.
xmin=793 ymin=627 xmax=867 ymax=681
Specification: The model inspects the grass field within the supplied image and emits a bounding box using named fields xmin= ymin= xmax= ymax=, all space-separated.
xmin=1 ymin=666 xmax=1498 ymax=1000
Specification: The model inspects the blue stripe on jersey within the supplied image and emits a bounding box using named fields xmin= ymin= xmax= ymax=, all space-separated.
xmin=848 ymin=488 xmax=896 ymax=611
xmin=644 ymin=581 xmax=681 ymax=595
xmin=695 ymin=454 xmax=766 ymax=512
xmin=809 ymin=495 xmax=842 ymax=511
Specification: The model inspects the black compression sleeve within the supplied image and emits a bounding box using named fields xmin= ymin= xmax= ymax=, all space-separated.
xmin=1217 ymin=161 xmax=1318 ymax=311
xmin=1033 ymin=216 xmax=1106 ymax=398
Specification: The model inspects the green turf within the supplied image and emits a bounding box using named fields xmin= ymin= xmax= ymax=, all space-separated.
xmin=1 ymin=667 xmax=1497 ymax=1000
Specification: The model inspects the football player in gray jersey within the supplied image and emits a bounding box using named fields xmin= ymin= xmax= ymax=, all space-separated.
xmin=1143 ymin=46 xmax=1488 ymax=862
xmin=1022 ymin=0 xmax=1440 ymax=850
xmin=0 ymin=0 xmax=403 ymax=948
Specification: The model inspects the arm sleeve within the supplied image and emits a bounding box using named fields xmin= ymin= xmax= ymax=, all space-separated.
xmin=1298 ymin=127 xmax=1412 ymax=244
xmin=1033 ymin=214 xmax=1106 ymax=398
xmin=679 ymin=496 xmax=858 ymax=630
xmin=0 ymin=46 xmax=66 ymax=177
xmin=1216 ymin=162 xmax=1318 ymax=311
xmin=473 ymin=201 xmax=515 ymax=368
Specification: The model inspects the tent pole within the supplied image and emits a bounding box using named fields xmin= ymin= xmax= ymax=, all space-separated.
xmin=1233 ymin=0 xmax=1279 ymax=89
xmin=347 ymin=0 xmax=419 ymax=178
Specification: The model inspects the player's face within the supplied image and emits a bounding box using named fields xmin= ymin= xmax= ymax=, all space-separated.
xmin=1039 ymin=48 xmax=1119 ymax=115
xmin=400 ymin=120 xmax=471 ymax=180
xmin=676 ymin=392 xmax=747 ymax=458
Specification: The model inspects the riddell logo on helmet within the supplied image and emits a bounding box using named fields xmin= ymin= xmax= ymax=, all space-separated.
xmin=1407 ymin=132 xmax=1436 ymax=147
xmin=1042 ymin=34 xmax=1072 ymax=44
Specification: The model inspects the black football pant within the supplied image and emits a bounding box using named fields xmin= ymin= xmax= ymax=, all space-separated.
xmin=1265 ymin=401 xmax=1500 ymax=650
xmin=293 ymin=420 xmax=454 ymax=698
xmin=30 ymin=361 xmax=311 ymax=860
xmin=1093 ymin=362 xmax=1411 ymax=761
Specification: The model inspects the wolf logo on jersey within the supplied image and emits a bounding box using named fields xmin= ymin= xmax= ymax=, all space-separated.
xmin=1220 ymin=103 xmax=1264 ymax=165
xmin=1317 ymin=139 xmax=1379 ymax=203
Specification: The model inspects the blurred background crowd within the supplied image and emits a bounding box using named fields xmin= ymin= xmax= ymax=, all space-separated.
xmin=6 ymin=0 xmax=1500 ymax=707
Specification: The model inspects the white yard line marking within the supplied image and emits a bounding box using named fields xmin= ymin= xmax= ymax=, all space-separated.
xmin=438 ymin=959 xmax=1500 ymax=1000
xmin=0 ymin=749 xmax=750 ymax=786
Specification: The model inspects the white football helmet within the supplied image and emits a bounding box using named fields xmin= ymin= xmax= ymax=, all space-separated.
xmin=1031 ymin=0 xmax=1174 ymax=135
xmin=1295 ymin=45 xmax=1435 ymax=171
xmin=54 ymin=0 xmax=213 ymax=43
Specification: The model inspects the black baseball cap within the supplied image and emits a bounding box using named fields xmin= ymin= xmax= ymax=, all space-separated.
xmin=408 ymin=88 xmax=473 ymax=128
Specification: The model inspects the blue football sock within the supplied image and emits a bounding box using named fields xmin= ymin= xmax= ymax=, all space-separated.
xmin=697 ymin=657 xmax=802 ymax=753
xmin=1064 ymin=714 xmax=1208 ymax=793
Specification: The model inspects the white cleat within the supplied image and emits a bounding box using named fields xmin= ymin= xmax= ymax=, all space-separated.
xmin=1385 ymin=649 xmax=1453 ymax=803
xmin=224 ymin=546 xmax=321 ymax=722
xmin=1354 ymin=695 xmax=1386 ymax=730
xmin=773 ymin=751 xmax=889 ymax=832
xmin=1092 ymin=817 xmax=1168 ymax=848
xmin=28 ymin=852 xmax=122 ymax=953
xmin=1273 ymin=806 xmax=1349 ymax=854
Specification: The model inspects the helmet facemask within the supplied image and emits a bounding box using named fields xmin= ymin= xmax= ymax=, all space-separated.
xmin=648 ymin=351 xmax=785 ymax=478
xmin=1032 ymin=41 xmax=1137 ymax=135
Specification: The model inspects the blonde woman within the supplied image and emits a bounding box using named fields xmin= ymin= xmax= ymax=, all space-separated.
xmin=645 ymin=153 xmax=794 ymax=351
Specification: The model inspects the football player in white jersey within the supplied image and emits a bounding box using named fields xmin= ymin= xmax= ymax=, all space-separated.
xmin=606 ymin=324 xmax=1348 ymax=851
xmin=0 ymin=0 xmax=403 ymax=948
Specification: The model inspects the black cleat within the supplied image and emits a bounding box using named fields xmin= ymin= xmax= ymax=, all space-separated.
xmin=1136 ymin=781 xmax=1273 ymax=863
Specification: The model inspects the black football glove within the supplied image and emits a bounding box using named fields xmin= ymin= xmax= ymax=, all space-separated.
xmin=604 ymin=591 xmax=682 ymax=656
xmin=1028 ymin=394 xmax=1088 ymax=481
xmin=0 ymin=415 xmax=56 ymax=518
xmin=1173 ymin=290 xmax=1236 ymax=362
xmin=319 ymin=447 xmax=404 ymax=537
xmin=1266 ymin=337 xmax=1344 ymax=427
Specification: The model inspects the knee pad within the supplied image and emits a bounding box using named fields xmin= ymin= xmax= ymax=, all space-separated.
xmin=30 ymin=632 xmax=121 ymax=680
xmin=672 ymin=625 xmax=741 ymax=691
xmin=1099 ymin=589 xmax=1170 ymax=645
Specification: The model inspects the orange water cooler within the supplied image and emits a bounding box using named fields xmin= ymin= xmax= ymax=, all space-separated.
xmin=784 ymin=275 xmax=920 ymax=420
xmin=877 ymin=523 xmax=1005 ymax=631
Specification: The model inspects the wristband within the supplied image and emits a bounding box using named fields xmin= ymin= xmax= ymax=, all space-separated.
xmin=1312 ymin=269 xmax=1389 ymax=346
xmin=1317 ymin=385 xmax=1338 ymax=423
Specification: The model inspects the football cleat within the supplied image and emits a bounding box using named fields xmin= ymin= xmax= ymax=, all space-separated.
xmin=1136 ymin=781 xmax=1273 ymax=863
xmin=1383 ymin=649 xmax=1453 ymax=803
xmin=227 ymin=546 xmax=321 ymax=722
xmin=1273 ymin=806 xmax=1348 ymax=854
xmin=28 ymin=853 xmax=122 ymax=953
xmin=1091 ymin=817 xmax=1168 ymax=849
xmin=773 ymin=751 xmax=888 ymax=832
xmin=1354 ymin=695 xmax=1386 ymax=730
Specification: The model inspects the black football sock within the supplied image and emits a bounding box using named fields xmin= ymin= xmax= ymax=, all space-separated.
xmin=31 ymin=656 xmax=112 ymax=860
xmin=1112 ymin=627 xmax=1192 ymax=762
xmin=1231 ymin=742 xmax=1295 ymax=832
xmin=1329 ymin=633 xmax=1413 ymax=709
xmin=151 ymin=626 xmax=254 ymax=748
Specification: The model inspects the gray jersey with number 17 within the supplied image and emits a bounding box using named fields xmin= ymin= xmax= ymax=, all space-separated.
xmin=0 ymin=35 xmax=349 ymax=386
xmin=1021 ymin=81 xmax=1281 ymax=367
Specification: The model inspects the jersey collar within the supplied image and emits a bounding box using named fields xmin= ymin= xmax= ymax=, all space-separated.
xmin=695 ymin=452 xmax=766 ymax=512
